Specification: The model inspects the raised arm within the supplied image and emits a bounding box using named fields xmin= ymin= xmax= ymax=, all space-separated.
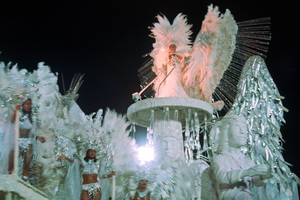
xmin=10 ymin=105 xmax=20 ymax=123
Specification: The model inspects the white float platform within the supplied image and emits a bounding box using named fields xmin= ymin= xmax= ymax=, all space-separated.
xmin=127 ymin=97 xmax=213 ymax=127
xmin=0 ymin=174 xmax=49 ymax=200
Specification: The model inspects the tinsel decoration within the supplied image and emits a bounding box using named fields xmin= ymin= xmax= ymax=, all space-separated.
xmin=228 ymin=55 xmax=299 ymax=199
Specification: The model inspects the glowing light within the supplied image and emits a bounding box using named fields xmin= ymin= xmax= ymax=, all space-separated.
xmin=137 ymin=145 xmax=155 ymax=165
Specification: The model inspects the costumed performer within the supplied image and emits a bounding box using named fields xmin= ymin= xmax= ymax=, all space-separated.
xmin=52 ymin=131 xmax=81 ymax=200
xmin=131 ymin=179 xmax=152 ymax=200
xmin=81 ymin=149 xmax=116 ymax=200
xmin=9 ymin=98 xmax=46 ymax=182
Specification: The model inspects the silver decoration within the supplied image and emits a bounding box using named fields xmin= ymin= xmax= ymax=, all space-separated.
xmin=228 ymin=55 xmax=299 ymax=199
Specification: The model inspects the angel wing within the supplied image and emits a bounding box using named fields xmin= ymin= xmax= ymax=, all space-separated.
xmin=183 ymin=5 xmax=237 ymax=109
xmin=228 ymin=55 xmax=299 ymax=199
xmin=213 ymin=17 xmax=272 ymax=113
xmin=183 ymin=4 xmax=272 ymax=112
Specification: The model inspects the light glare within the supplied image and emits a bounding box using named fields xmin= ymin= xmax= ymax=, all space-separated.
xmin=137 ymin=145 xmax=155 ymax=165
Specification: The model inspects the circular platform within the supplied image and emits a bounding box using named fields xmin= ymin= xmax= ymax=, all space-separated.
xmin=127 ymin=97 xmax=213 ymax=127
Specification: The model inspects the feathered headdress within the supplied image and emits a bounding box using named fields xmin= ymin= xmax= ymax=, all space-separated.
xmin=75 ymin=109 xmax=138 ymax=171
xmin=150 ymin=13 xmax=192 ymax=52
xmin=149 ymin=13 xmax=192 ymax=73
xmin=76 ymin=109 xmax=105 ymax=157
xmin=0 ymin=62 xmax=39 ymax=106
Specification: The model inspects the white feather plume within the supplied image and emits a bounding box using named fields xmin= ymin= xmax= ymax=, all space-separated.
xmin=183 ymin=5 xmax=237 ymax=105
xmin=102 ymin=109 xmax=139 ymax=172
xmin=150 ymin=13 xmax=192 ymax=95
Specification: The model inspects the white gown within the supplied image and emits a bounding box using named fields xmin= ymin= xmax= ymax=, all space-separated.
xmin=155 ymin=55 xmax=188 ymax=98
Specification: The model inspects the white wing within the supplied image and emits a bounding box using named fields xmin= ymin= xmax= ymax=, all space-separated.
xmin=183 ymin=5 xmax=237 ymax=106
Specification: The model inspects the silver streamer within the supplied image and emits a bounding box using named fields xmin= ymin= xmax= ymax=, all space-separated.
xmin=228 ymin=55 xmax=299 ymax=199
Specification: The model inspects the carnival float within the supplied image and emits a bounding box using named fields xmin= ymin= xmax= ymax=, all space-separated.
xmin=0 ymin=4 xmax=299 ymax=200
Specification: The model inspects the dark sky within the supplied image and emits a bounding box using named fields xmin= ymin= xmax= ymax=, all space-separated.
xmin=0 ymin=1 xmax=299 ymax=177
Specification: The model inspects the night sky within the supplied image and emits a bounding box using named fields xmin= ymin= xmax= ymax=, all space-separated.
xmin=1 ymin=1 xmax=299 ymax=179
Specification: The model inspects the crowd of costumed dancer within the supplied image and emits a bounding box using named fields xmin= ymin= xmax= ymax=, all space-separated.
xmin=0 ymin=62 xmax=140 ymax=200
xmin=1 ymin=4 xmax=299 ymax=200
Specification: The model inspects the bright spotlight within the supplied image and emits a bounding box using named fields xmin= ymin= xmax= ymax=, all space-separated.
xmin=137 ymin=145 xmax=155 ymax=165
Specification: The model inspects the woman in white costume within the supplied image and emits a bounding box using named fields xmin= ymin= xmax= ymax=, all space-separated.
xmin=9 ymin=98 xmax=46 ymax=181
xmin=80 ymin=149 xmax=115 ymax=200
xmin=154 ymin=43 xmax=190 ymax=98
